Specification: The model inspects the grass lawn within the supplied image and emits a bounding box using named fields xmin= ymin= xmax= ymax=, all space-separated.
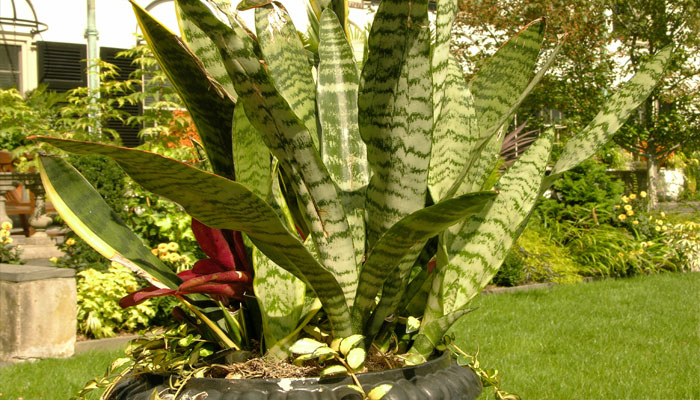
xmin=452 ymin=272 xmax=700 ymax=400
xmin=0 ymin=348 xmax=124 ymax=400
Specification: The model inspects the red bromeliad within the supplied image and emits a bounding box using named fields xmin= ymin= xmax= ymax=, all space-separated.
xmin=119 ymin=219 xmax=252 ymax=308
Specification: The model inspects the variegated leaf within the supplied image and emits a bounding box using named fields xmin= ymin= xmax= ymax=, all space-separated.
xmin=236 ymin=0 xmax=272 ymax=10
xmin=363 ymin=246 xmax=421 ymax=339
xmin=265 ymin=297 xmax=322 ymax=360
xmin=428 ymin=130 xmax=554 ymax=322
xmin=453 ymin=133 xmax=503 ymax=199
xmin=428 ymin=57 xmax=478 ymax=202
xmin=441 ymin=35 xmax=565 ymax=202
xmin=443 ymin=134 xmax=503 ymax=247
xmin=255 ymin=3 xmax=319 ymax=148
xmin=431 ymin=0 xmax=458 ymax=122
xmin=253 ymin=173 xmax=310 ymax=350
xmin=359 ymin=0 xmax=433 ymax=247
xmin=176 ymin=1 xmax=237 ymax=100
xmin=232 ymin=105 xmax=270 ymax=199
xmin=408 ymin=308 xmax=473 ymax=363
xmin=350 ymin=191 xmax=496 ymax=333
xmin=470 ymin=19 xmax=544 ymax=137
xmin=552 ymin=45 xmax=673 ymax=177
xmin=131 ymin=1 xmax=235 ymax=179
xmin=318 ymin=9 xmax=369 ymax=267
xmin=402 ymin=268 xmax=432 ymax=316
xmin=37 ymin=137 xmax=353 ymax=337
xmin=253 ymin=245 xmax=306 ymax=348
xmin=176 ymin=0 xmax=357 ymax=308
xmin=433 ymin=19 xmax=547 ymax=202
xmin=38 ymin=156 xmax=180 ymax=290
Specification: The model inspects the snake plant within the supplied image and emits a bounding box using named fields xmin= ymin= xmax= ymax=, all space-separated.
xmin=36 ymin=0 xmax=670 ymax=367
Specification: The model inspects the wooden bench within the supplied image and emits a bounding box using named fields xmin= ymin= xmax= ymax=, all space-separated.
xmin=1 ymin=152 xmax=55 ymax=237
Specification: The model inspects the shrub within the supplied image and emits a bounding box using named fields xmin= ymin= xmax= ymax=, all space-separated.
xmin=536 ymin=159 xmax=625 ymax=231
xmin=0 ymin=222 xmax=23 ymax=264
xmin=491 ymin=248 xmax=525 ymax=287
xmin=517 ymin=227 xmax=583 ymax=284
xmin=76 ymin=263 xmax=177 ymax=338
xmin=122 ymin=185 xmax=202 ymax=262
xmin=610 ymin=192 xmax=698 ymax=272
xmin=657 ymin=218 xmax=700 ymax=272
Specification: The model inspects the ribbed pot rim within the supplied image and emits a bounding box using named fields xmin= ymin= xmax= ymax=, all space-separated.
xmin=108 ymin=351 xmax=483 ymax=400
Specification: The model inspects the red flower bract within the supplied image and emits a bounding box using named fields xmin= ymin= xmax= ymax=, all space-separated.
xmin=119 ymin=218 xmax=253 ymax=308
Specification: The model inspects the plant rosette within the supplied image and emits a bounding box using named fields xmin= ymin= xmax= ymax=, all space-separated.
xmin=34 ymin=0 xmax=671 ymax=398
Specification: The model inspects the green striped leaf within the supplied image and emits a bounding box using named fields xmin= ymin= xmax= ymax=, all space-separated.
xmin=433 ymin=130 xmax=554 ymax=319
xmin=232 ymin=105 xmax=270 ymax=199
xmin=236 ymin=0 xmax=272 ymax=10
xmin=401 ymin=268 xmax=432 ymax=316
xmin=552 ymin=45 xmax=673 ymax=177
xmin=363 ymin=246 xmax=421 ymax=339
xmin=37 ymin=137 xmax=353 ymax=337
xmin=318 ymin=9 xmax=368 ymax=267
xmin=176 ymin=0 xmax=358 ymax=308
xmin=456 ymin=134 xmax=503 ymax=196
xmin=407 ymin=308 xmax=473 ymax=363
xmin=440 ymin=35 xmax=564 ymax=202
xmin=431 ymin=0 xmax=458 ymax=122
xmin=38 ymin=156 xmax=180 ymax=290
xmin=428 ymin=57 xmax=478 ymax=202
xmin=253 ymin=245 xmax=306 ymax=349
xmin=359 ymin=0 xmax=433 ymax=247
xmin=350 ymin=191 xmax=496 ymax=333
xmin=176 ymin=1 xmax=237 ymax=100
xmin=267 ymin=163 xmax=298 ymax=231
xmin=131 ymin=1 xmax=235 ymax=179
xmin=255 ymin=3 xmax=319 ymax=148
xmin=252 ymin=172 xmax=310 ymax=351
xmin=470 ymin=19 xmax=544 ymax=137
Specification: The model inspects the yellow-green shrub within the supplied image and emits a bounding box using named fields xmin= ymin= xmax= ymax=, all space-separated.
xmin=517 ymin=228 xmax=583 ymax=284
xmin=76 ymin=263 xmax=176 ymax=338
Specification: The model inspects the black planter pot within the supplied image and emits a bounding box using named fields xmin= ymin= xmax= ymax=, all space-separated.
xmin=109 ymin=352 xmax=482 ymax=400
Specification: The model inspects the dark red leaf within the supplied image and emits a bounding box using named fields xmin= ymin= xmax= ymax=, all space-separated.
xmin=178 ymin=269 xmax=198 ymax=281
xmin=119 ymin=286 xmax=176 ymax=308
xmin=191 ymin=218 xmax=235 ymax=269
xmin=232 ymin=231 xmax=252 ymax=274
xmin=178 ymin=270 xmax=252 ymax=291
xmin=192 ymin=258 xmax=229 ymax=275
xmin=179 ymin=283 xmax=242 ymax=298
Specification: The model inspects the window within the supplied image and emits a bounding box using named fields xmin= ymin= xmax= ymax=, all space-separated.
xmin=0 ymin=44 xmax=21 ymax=90
xmin=37 ymin=41 xmax=87 ymax=92
xmin=101 ymin=46 xmax=143 ymax=147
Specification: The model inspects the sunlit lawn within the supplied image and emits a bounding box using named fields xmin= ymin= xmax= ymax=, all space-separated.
xmin=0 ymin=348 xmax=124 ymax=400
xmin=452 ymin=272 xmax=700 ymax=400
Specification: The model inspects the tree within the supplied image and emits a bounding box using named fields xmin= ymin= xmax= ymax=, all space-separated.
xmin=453 ymin=0 xmax=615 ymax=136
xmin=610 ymin=0 xmax=700 ymax=209
xmin=455 ymin=0 xmax=700 ymax=209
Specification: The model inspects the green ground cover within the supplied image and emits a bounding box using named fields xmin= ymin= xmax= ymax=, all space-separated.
xmin=453 ymin=272 xmax=700 ymax=400
xmin=0 ymin=348 xmax=124 ymax=400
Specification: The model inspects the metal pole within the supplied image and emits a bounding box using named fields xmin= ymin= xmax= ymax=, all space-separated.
xmin=85 ymin=0 xmax=100 ymax=135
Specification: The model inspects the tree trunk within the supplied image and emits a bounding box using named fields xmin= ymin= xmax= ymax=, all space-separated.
xmin=647 ymin=156 xmax=660 ymax=211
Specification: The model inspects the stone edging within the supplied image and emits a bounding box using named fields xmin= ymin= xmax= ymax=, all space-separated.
xmin=75 ymin=334 xmax=139 ymax=354
xmin=482 ymin=277 xmax=598 ymax=295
